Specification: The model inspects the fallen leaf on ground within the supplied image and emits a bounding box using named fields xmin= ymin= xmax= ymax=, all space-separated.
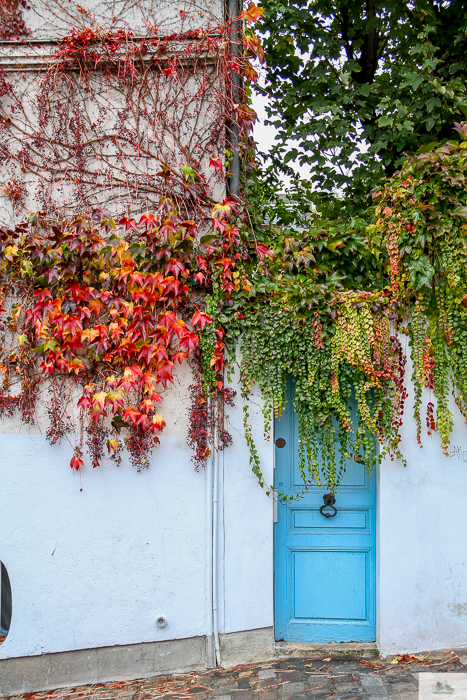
xmin=391 ymin=654 xmax=423 ymax=665
xmin=358 ymin=659 xmax=386 ymax=668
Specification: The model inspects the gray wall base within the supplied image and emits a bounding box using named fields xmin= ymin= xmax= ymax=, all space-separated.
xmin=0 ymin=636 xmax=206 ymax=697
xmin=219 ymin=627 xmax=274 ymax=668
xmin=0 ymin=628 xmax=275 ymax=697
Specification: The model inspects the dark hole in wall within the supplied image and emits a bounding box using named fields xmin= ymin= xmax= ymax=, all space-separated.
xmin=0 ymin=561 xmax=12 ymax=642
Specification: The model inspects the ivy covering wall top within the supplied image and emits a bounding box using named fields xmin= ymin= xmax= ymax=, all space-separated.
xmin=1 ymin=0 xmax=467 ymax=495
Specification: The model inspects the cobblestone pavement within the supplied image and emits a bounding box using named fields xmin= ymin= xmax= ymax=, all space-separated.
xmin=6 ymin=652 xmax=467 ymax=700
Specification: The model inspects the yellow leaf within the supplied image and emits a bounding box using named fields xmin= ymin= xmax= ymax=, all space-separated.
xmin=244 ymin=2 xmax=264 ymax=23
xmin=4 ymin=245 xmax=18 ymax=261
xmin=86 ymin=328 xmax=100 ymax=343
xmin=20 ymin=261 xmax=33 ymax=277
xmin=11 ymin=304 xmax=22 ymax=322
xmin=152 ymin=413 xmax=166 ymax=431
xmin=212 ymin=202 xmax=230 ymax=217
xmin=115 ymin=241 xmax=129 ymax=259
xmin=68 ymin=358 xmax=84 ymax=374
xmin=92 ymin=391 xmax=107 ymax=410
xmin=106 ymin=438 xmax=119 ymax=454
xmin=43 ymin=338 xmax=57 ymax=352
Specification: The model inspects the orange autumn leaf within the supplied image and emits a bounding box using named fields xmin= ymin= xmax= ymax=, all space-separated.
xmin=239 ymin=2 xmax=264 ymax=23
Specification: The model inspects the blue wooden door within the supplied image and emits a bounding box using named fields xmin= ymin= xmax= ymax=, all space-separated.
xmin=274 ymin=382 xmax=376 ymax=643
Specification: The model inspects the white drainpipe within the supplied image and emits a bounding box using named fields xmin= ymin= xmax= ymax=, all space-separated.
xmin=205 ymin=393 xmax=222 ymax=668
xmin=205 ymin=396 xmax=215 ymax=667
xmin=212 ymin=421 xmax=221 ymax=666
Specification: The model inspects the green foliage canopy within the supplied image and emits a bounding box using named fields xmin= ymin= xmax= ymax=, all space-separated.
xmin=257 ymin=0 xmax=467 ymax=205
xmin=220 ymin=127 xmax=467 ymax=494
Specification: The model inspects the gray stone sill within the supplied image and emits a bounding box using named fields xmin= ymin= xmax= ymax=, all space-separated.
xmin=274 ymin=641 xmax=378 ymax=659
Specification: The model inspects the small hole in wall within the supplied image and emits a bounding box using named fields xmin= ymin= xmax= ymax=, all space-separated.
xmin=0 ymin=562 xmax=12 ymax=644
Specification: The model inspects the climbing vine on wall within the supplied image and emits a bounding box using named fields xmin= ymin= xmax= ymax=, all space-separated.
xmin=0 ymin=0 xmax=262 ymax=221
xmin=0 ymin=0 xmax=262 ymax=472
xmin=0 ymin=0 xmax=29 ymax=40
xmin=0 ymin=195 xmax=252 ymax=470
xmin=219 ymin=122 xmax=467 ymax=496
xmin=3 ymin=0 xmax=467 ymax=494
xmin=369 ymin=123 xmax=467 ymax=456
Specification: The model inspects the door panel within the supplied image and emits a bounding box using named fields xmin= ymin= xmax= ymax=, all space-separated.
xmin=292 ymin=509 xmax=369 ymax=531
xmin=274 ymin=380 xmax=376 ymax=643
xmin=293 ymin=550 xmax=368 ymax=619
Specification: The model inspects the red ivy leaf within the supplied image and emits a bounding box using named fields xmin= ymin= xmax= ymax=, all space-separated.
xmin=159 ymin=219 xmax=177 ymax=239
xmin=118 ymin=217 xmax=139 ymax=232
xmin=105 ymin=391 xmax=125 ymax=413
xmin=138 ymin=214 xmax=157 ymax=230
xmin=70 ymin=454 xmax=83 ymax=470
xmin=173 ymin=350 xmax=189 ymax=364
xmin=162 ymin=65 xmax=177 ymax=80
xmin=77 ymin=395 xmax=92 ymax=411
xmin=255 ymin=242 xmax=273 ymax=260
xmin=34 ymin=288 xmax=52 ymax=302
xmin=39 ymin=358 xmax=55 ymax=375
xmin=164 ymin=259 xmax=186 ymax=279
xmin=138 ymin=344 xmax=156 ymax=364
xmin=179 ymin=331 xmax=199 ymax=353
xmin=151 ymin=413 xmax=166 ymax=432
xmin=223 ymin=196 xmax=240 ymax=215
xmin=156 ymin=360 xmax=174 ymax=388
xmin=209 ymin=156 xmax=223 ymax=175
xmin=192 ymin=310 xmax=212 ymax=331
xmin=122 ymin=405 xmax=140 ymax=425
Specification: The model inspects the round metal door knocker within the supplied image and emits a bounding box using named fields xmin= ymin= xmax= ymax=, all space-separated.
xmin=275 ymin=438 xmax=286 ymax=448
xmin=320 ymin=493 xmax=337 ymax=518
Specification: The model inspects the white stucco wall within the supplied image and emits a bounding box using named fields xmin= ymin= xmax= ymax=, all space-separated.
xmin=0 ymin=433 xmax=206 ymax=658
xmin=0 ymin=0 xmax=274 ymax=668
xmin=0 ymin=363 xmax=274 ymax=661
xmin=378 ymin=368 xmax=467 ymax=656
xmin=222 ymin=368 xmax=274 ymax=635
xmin=0 ymin=0 xmax=226 ymax=227
xmin=23 ymin=0 xmax=223 ymax=40
xmin=3 ymin=340 xmax=467 ymax=663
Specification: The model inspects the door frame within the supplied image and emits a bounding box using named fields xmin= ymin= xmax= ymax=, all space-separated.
xmin=272 ymin=400 xmax=380 ymax=645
